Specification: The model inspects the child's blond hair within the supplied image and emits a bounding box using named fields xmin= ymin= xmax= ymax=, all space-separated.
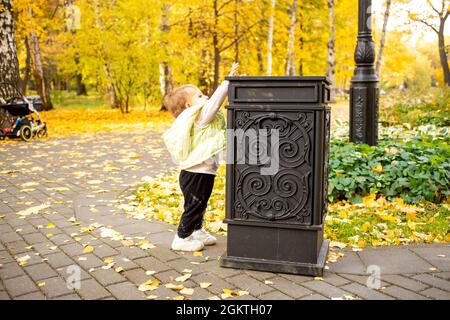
xmin=163 ymin=84 xmax=198 ymax=118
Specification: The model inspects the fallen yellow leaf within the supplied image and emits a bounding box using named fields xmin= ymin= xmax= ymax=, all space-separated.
xmin=175 ymin=274 xmax=191 ymax=282
xmin=83 ymin=246 xmax=94 ymax=254
xmin=180 ymin=288 xmax=194 ymax=295
xmin=165 ymin=283 xmax=184 ymax=291
xmin=200 ymin=282 xmax=211 ymax=289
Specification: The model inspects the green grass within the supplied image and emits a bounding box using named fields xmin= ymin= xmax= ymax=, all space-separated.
xmin=51 ymin=90 xmax=107 ymax=110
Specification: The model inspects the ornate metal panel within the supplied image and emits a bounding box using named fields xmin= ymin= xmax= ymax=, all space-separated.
xmin=232 ymin=110 xmax=314 ymax=224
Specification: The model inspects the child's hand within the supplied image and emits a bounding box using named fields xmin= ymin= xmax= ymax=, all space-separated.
xmin=228 ymin=62 xmax=239 ymax=77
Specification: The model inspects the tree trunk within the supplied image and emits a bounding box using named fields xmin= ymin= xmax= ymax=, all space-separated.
xmin=327 ymin=0 xmax=336 ymax=102
xmin=76 ymin=72 xmax=87 ymax=96
xmin=257 ymin=42 xmax=264 ymax=74
xmin=199 ymin=48 xmax=210 ymax=95
xmin=213 ymin=0 xmax=220 ymax=90
xmin=104 ymin=64 xmax=119 ymax=109
xmin=376 ymin=0 xmax=392 ymax=77
xmin=298 ymin=2 xmax=304 ymax=76
xmin=267 ymin=0 xmax=275 ymax=75
xmin=159 ymin=3 xmax=173 ymax=109
xmin=0 ymin=0 xmax=21 ymax=101
xmin=21 ymin=35 xmax=32 ymax=95
xmin=234 ymin=0 xmax=239 ymax=62
xmin=438 ymin=22 xmax=450 ymax=86
xmin=285 ymin=0 xmax=298 ymax=76
xmin=29 ymin=31 xmax=53 ymax=110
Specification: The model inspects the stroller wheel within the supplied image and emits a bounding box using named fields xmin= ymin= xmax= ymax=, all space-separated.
xmin=20 ymin=125 xmax=33 ymax=142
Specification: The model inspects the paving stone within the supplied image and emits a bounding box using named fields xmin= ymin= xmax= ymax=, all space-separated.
xmin=190 ymin=272 xmax=237 ymax=295
xmin=226 ymin=274 xmax=273 ymax=296
xmin=50 ymin=293 xmax=81 ymax=300
xmin=259 ymin=291 xmax=294 ymax=300
xmin=5 ymin=240 xmax=30 ymax=255
xmin=45 ymin=252 xmax=75 ymax=269
xmin=383 ymin=275 xmax=430 ymax=292
xmin=49 ymin=233 xmax=75 ymax=246
xmin=0 ymin=251 xmax=15 ymax=264
xmin=0 ymin=291 xmax=10 ymax=300
xmin=14 ymin=224 xmax=36 ymax=235
xmin=198 ymin=260 xmax=243 ymax=278
xmin=24 ymin=263 xmax=58 ymax=281
xmin=0 ymin=262 xmax=26 ymax=280
xmin=147 ymin=246 xmax=180 ymax=262
xmin=76 ymin=279 xmax=111 ymax=300
xmin=358 ymin=246 xmax=434 ymax=275
xmin=114 ymin=221 xmax=168 ymax=235
xmin=409 ymin=246 xmax=450 ymax=272
xmin=244 ymin=270 xmax=277 ymax=281
xmin=0 ymin=231 xmax=23 ymax=243
xmin=59 ymin=242 xmax=84 ymax=256
xmin=411 ymin=274 xmax=450 ymax=291
xmin=419 ymin=287 xmax=450 ymax=300
xmin=3 ymin=275 xmax=38 ymax=297
xmin=339 ymin=274 xmax=389 ymax=287
xmin=322 ymin=273 xmax=352 ymax=286
xmin=32 ymin=243 xmax=61 ymax=256
xmin=164 ymin=258 xmax=200 ymax=274
xmin=341 ymin=283 xmax=395 ymax=300
xmin=39 ymin=276 xmax=76 ymax=298
xmin=76 ymin=254 xmax=104 ymax=269
xmin=148 ymin=286 xmax=180 ymax=300
xmin=91 ymin=269 xmax=126 ymax=287
xmin=435 ymin=272 xmax=450 ymax=280
xmin=381 ymin=285 xmax=429 ymax=300
xmin=278 ymin=273 xmax=315 ymax=284
xmin=106 ymin=282 xmax=146 ymax=300
xmin=123 ymin=268 xmax=150 ymax=284
xmin=154 ymin=269 xmax=183 ymax=283
xmin=15 ymin=291 xmax=46 ymax=300
xmin=267 ymin=276 xmax=312 ymax=299
xmin=327 ymin=251 xmax=366 ymax=275
xmin=299 ymin=293 xmax=329 ymax=300
xmin=118 ymin=246 xmax=148 ymax=260
xmin=91 ymin=244 xmax=118 ymax=259
xmin=301 ymin=280 xmax=352 ymax=299
xmin=0 ymin=224 xmax=14 ymax=234
xmin=22 ymin=232 xmax=50 ymax=245
xmin=112 ymin=255 xmax=139 ymax=271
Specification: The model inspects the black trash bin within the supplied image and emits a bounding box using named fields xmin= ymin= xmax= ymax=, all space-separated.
xmin=220 ymin=76 xmax=331 ymax=276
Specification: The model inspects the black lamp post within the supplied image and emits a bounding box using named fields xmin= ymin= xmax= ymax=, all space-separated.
xmin=349 ymin=0 xmax=379 ymax=146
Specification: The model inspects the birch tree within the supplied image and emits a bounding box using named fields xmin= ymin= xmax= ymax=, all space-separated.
xmin=0 ymin=0 xmax=21 ymax=101
xmin=376 ymin=0 xmax=392 ymax=77
xmin=285 ymin=0 xmax=298 ymax=76
xmin=327 ymin=0 xmax=336 ymax=101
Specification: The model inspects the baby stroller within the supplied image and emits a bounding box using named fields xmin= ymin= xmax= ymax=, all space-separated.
xmin=0 ymin=95 xmax=48 ymax=141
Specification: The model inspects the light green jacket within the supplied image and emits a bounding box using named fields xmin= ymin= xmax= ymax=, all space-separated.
xmin=162 ymin=103 xmax=226 ymax=170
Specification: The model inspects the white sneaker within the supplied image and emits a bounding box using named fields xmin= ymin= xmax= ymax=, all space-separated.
xmin=171 ymin=235 xmax=204 ymax=252
xmin=192 ymin=229 xmax=217 ymax=246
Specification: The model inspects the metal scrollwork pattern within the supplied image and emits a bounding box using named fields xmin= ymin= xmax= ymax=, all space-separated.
xmin=233 ymin=111 xmax=313 ymax=224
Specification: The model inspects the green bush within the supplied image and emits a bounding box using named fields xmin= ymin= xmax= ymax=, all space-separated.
xmin=381 ymin=89 xmax=450 ymax=127
xmin=328 ymin=129 xmax=450 ymax=204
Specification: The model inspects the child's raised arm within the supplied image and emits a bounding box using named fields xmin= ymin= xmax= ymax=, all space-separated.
xmin=196 ymin=63 xmax=239 ymax=127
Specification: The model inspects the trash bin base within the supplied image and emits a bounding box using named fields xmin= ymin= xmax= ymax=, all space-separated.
xmin=220 ymin=240 xmax=329 ymax=277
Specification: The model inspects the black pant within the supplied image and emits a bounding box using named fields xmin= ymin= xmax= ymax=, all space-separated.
xmin=178 ymin=170 xmax=215 ymax=239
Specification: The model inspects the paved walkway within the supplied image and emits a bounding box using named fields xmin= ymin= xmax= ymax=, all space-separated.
xmin=0 ymin=131 xmax=449 ymax=300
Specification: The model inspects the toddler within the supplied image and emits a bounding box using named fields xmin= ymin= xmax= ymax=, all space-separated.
xmin=162 ymin=63 xmax=239 ymax=251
